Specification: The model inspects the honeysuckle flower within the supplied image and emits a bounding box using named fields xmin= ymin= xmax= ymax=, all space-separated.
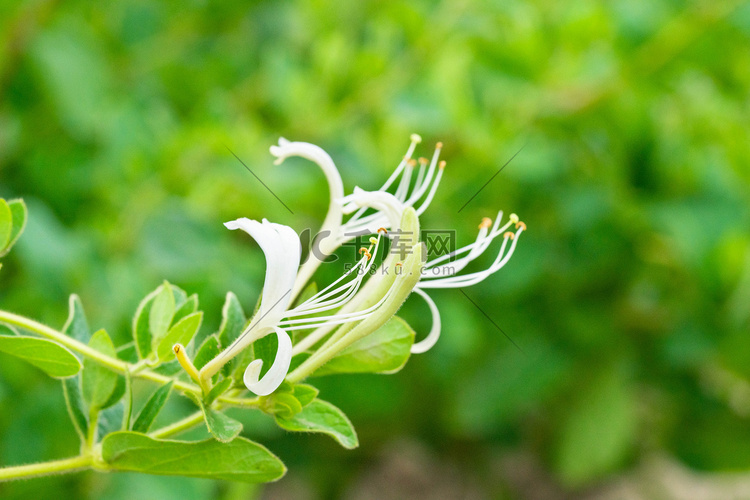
xmin=410 ymin=213 xmax=526 ymax=353
xmin=264 ymin=134 xmax=525 ymax=360
xmin=292 ymin=189 xmax=407 ymax=355
xmin=199 ymin=217 xmax=388 ymax=395
xmin=270 ymin=135 xmax=444 ymax=300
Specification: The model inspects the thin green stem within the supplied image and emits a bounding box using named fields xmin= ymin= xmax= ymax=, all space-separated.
xmin=149 ymin=411 xmax=204 ymax=439
xmin=0 ymin=454 xmax=92 ymax=482
xmin=86 ymin=410 xmax=100 ymax=450
xmin=0 ymin=310 xmax=128 ymax=372
xmin=219 ymin=396 xmax=261 ymax=408
xmin=0 ymin=310 xmax=249 ymax=407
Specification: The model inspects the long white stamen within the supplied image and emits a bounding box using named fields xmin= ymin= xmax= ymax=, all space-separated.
xmin=412 ymin=158 xmax=428 ymax=197
xmin=415 ymin=161 xmax=445 ymax=216
xmin=289 ymin=255 xmax=368 ymax=312
xmin=394 ymin=160 xmax=415 ymax=202
xmin=347 ymin=134 xmax=422 ymax=225
xmin=405 ymin=144 xmax=442 ymax=206
xmin=423 ymin=217 xmax=513 ymax=271
xmin=287 ymin=234 xmax=383 ymax=316
xmin=419 ymin=228 xmax=524 ymax=289
xmin=279 ymin=281 xmax=396 ymax=331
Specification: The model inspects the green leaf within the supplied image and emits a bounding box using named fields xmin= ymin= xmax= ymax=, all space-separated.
xmin=131 ymin=381 xmax=173 ymax=433
xmin=100 ymin=374 xmax=126 ymax=410
xmin=313 ymin=316 xmax=415 ymax=376
xmin=194 ymin=334 xmax=220 ymax=370
xmin=0 ymin=335 xmax=81 ymax=378
xmin=218 ymin=293 xmax=247 ymax=348
xmin=0 ymin=199 xmax=28 ymax=257
xmin=252 ymin=331 xmax=277 ymax=379
xmin=293 ymin=384 xmax=319 ymax=407
xmin=132 ymin=287 xmax=160 ymax=359
xmin=149 ymin=282 xmax=175 ymax=347
xmin=0 ymin=199 xmax=11 ymax=251
xmin=203 ymin=406 xmax=243 ymax=443
xmin=82 ymin=329 xmax=119 ymax=409
xmin=275 ymin=399 xmax=358 ymax=449
xmin=554 ymin=366 xmax=637 ymax=486
xmin=156 ymin=311 xmax=203 ymax=362
xmin=101 ymin=431 xmax=286 ymax=483
xmin=98 ymin=402 xmax=125 ymax=437
xmin=204 ymin=377 xmax=233 ymax=406
xmin=122 ymin=371 xmax=133 ymax=431
xmin=260 ymin=387 xmax=303 ymax=420
xmin=8 ymin=198 xmax=29 ymax=248
xmin=6 ymin=199 xmax=28 ymax=254
xmin=217 ymin=292 xmax=246 ymax=376
xmin=171 ymin=285 xmax=189 ymax=311
xmin=172 ymin=294 xmax=198 ymax=326
xmin=62 ymin=294 xmax=91 ymax=344
xmin=62 ymin=375 xmax=88 ymax=441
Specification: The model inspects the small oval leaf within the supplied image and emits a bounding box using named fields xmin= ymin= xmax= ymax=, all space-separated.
xmin=63 ymin=294 xmax=91 ymax=344
xmin=7 ymin=199 xmax=28 ymax=252
xmin=82 ymin=329 xmax=119 ymax=409
xmin=132 ymin=381 xmax=173 ymax=433
xmin=156 ymin=311 xmax=203 ymax=362
xmin=62 ymin=375 xmax=89 ymax=441
xmin=0 ymin=199 xmax=11 ymax=251
xmin=203 ymin=406 xmax=243 ymax=443
xmin=101 ymin=431 xmax=286 ymax=483
xmin=313 ymin=316 xmax=415 ymax=376
xmin=149 ymin=282 xmax=175 ymax=347
xmin=0 ymin=335 xmax=81 ymax=378
xmin=275 ymin=399 xmax=358 ymax=449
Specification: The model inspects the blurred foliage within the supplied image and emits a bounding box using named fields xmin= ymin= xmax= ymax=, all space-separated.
xmin=1 ymin=0 xmax=749 ymax=498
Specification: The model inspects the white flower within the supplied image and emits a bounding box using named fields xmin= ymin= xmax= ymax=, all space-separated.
xmin=270 ymin=135 xmax=444 ymax=300
xmin=410 ymin=213 xmax=526 ymax=353
xmin=267 ymin=134 xmax=525 ymax=357
xmin=290 ymin=189 xmax=407 ymax=355
xmin=200 ymin=218 xmax=388 ymax=395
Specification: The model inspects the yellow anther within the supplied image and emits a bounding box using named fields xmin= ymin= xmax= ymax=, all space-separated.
xmin=359 ymin=247 xmax=368 ymax=255
xmin=479 ymin=217 xmax=492 ymax=229
xmin=369 ymin=237 xmax=378 ymax=245
xmin=418 ymin=157 xmax=428 ymax=165
xmin=436 ymin=141 xmax=443 ymax=149
xmin=378 ymin=227 xmax=388 ymax=234
xmin=395 ymin=262 xmax=403 ymax=267
xmin=410 ymin=133 xmax=422 ymax=144
xmin=516 ymin=221 xmax=526 ymax=231
xmin=504 ymin=231 xmax=515 ymax=240
xmin=509 ymin=213 xmax=519 ymax=224
xmin=439 ymin=160 xmax=447 ymax=169
xmin=407 ymin=159 xmax=417 ymax=167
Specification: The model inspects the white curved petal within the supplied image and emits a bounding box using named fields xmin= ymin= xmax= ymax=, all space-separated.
xmin=269 ymin=138 xmax=344 ymax=233
xmin=224 ymin=218 xmax=300 ymax=323
xmin=270 ymin=138 xmax=345 ymax=298
xmin=243 ymin=327 xmax=293 ymax=396
xmin=341 ymin=188 xmax=404 ymax=233
xmin=410 ymin=288 xmax=442 ymax=354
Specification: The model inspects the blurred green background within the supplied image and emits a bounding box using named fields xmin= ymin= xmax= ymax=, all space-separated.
xmin=1 ymin=0 xmax=749 ymax=498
